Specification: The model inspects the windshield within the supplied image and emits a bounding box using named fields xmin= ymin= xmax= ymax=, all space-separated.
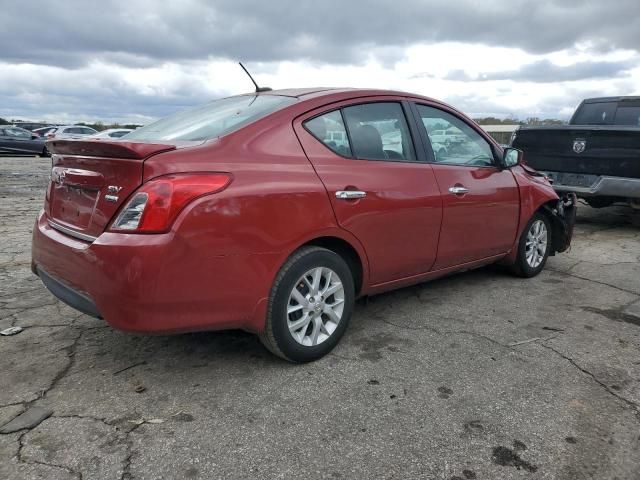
xmin=125 ymin=95 xmax=297 ymax=141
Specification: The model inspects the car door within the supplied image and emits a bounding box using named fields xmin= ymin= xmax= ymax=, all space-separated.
xmin=2 ymin=128 xmax=38 ymax=154
xmin=0 ymin=128 xmax=9 ymax=153
xmin=294 ymin=99 xmax=443 ymax=286
xmin=410 ymin=102 xmax=520 ymax=269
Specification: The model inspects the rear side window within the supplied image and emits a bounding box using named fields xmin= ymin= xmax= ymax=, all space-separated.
xmin=304 ymin=102 xmax=416 ymax=162
xmin=126 ymin=95 xmax=297 ymax=141
xmin=304 ymin=111 xmax=352 ymax=157
xmin=343 ymin=103 xmax=415 ymax=161
xmin=572 ymin=102 xmax=617 ymax=125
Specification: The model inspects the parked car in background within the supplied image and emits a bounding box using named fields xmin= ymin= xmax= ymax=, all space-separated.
xmin=33 ymin=126 xmax=59 ymax=138
xmin=12 ymin=122 xmax=52 ymax=132
xmin=32 ymin=88 xmax=576 ymax=363
xmin=89 ymin=128 xmax=134 ymax=139
xmin=0 ymin=126 xmax=47 ymax=156
xmin=44 ymin=125 xmax=98 ymax=140
xmin=427 ymin=127 xmax=465 ymax=146
xmin=512 ymin=96 xmax=640 ymax=209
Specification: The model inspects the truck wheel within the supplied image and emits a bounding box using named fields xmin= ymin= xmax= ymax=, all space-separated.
xmin=259 ymin=246 xmax=355 ymax=363
xmin=511 ymin=212 xmax=552 ymax=278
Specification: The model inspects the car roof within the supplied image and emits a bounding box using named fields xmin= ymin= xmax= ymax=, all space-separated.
xmin=246 ymin=87 xmax=439 ymax=103
xmin=582 ymin=96 xmax=640 ymax=104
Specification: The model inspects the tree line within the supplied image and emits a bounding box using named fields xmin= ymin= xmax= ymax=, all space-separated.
xmin=0 ymin=118 xmax=142 ymax=130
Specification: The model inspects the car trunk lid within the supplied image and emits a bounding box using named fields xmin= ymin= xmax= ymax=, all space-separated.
xmin=45 ymin=140 xmax=179 ymax=240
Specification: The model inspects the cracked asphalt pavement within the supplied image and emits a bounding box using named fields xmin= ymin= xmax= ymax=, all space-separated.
xmin=1 ymin=156 xmax=639 ymax=479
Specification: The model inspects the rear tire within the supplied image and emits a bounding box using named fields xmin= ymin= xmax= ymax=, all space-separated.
xmin=40 ymin=147 xmax=49 ymax=157
xmin=259 ymin=246 xmax=355 ymax=363
xmin=510 ymin=212 xmax=552 ymax=278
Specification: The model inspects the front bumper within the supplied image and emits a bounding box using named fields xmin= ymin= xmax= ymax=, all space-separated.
xmin=542 ymin=193 xmax=577 ymax=254
xmin=541 ymin=172 xmax=640 ymax=199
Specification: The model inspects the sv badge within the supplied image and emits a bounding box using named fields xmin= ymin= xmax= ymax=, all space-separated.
xmin=105 ymin=185 xmax=123 ymax=203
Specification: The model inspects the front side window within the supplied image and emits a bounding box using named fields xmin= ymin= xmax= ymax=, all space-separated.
xmin=342 ymin=103 xmax=415 ymax=161
xmin=416 ymin=105 xmax=495 ymax=167
xmin=304 ymin=110 xmax=352 ymax=157
xmin=126 ymin=94 xmax=297 ymax=142
xmin=6 ymin=128 xmax=30 ymax=138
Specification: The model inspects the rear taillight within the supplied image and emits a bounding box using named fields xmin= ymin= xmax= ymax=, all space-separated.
xmin=109 ymin=173 xmax=232 ymax=233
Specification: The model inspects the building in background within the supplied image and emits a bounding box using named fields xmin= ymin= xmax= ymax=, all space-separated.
xmin=480 ymin=124 xmax=519 ymax=146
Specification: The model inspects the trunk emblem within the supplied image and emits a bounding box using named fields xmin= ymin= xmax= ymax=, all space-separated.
xmin=572 ymin=139 xmax=586 ymax=154
xmin=105 ymin=186 xmax=123 ymax=203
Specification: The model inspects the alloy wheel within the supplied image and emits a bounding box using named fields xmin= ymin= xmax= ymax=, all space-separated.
xmin=525 ymin=219 xmax=548 ymax=268
xmin=287 ymin=267 xmax=345 ymax=346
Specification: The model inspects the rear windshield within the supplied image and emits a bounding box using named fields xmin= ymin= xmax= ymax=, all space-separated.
xmin=571 ymin=102 xmax=617 ymax=125
xmin=572 ymin=101 xmax=640 ymax=126
xmin=125 ymin=95 xmax=297 ymax=141
xmin=614 ymin=106 xmax=640 ymax=126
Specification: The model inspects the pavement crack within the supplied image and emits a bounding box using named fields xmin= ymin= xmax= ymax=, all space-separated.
xmin=547 ymin=267 xmax=640 ymax=296
xmin=539 ymin=341 xmax=639 ymax=412
xmin=51 ymin=414 xmax=112 ymax=427
xmin=27 ymin=327 xmax=84 ymax=406
xmin=374 ymin=314 xmax=516 ymax=351
xmin=120 ymin=422 xmax=144 ymax=480
xmin=17 ymin=429 xmax=83 ymax=479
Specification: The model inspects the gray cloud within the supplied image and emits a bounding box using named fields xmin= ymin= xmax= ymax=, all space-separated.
xmin=2 ymin=0 xmax=640 ymax=68
xmin=446 ymin=59 xmax=637 ymax=82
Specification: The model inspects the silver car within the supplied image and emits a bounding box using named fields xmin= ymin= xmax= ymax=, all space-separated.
xmin=44 ymin=125 xmax=98 ymax=140
xmin=89 ymin=128 xmax=134 ymax=139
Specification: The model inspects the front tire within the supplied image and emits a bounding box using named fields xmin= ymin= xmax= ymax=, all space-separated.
xmin=259 ymin=246 xmax=355 ymax=362
xmin=511 ymin=212 xmax=552 ymax=278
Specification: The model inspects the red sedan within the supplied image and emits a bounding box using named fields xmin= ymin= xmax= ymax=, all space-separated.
xmin=32 ymin=88 xmax=576 ymax=362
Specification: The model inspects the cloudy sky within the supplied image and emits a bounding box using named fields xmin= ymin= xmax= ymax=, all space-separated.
xmin=2 ymin=0 xmax=639 ymax=124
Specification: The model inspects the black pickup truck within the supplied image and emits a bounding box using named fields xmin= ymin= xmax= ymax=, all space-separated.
xmin=512 ymin=96 xmax=640 ymax=209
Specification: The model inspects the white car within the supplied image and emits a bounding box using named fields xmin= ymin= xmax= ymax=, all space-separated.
xmin=90 ymin=129 xmax=134 ymax=139
xmin=428 ymin=128 xmax=464 ymax=146
xmin=44 ymin=125 xmax=98 ymax=140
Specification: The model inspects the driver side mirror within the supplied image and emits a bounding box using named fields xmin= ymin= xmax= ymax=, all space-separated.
xmin=31 ymin=134 xmax=39 ymax=140
xmin=502 ymin=147 xmax=523 ymax=168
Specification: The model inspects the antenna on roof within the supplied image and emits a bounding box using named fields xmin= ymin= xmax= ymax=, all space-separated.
xmin=238 ymin=62 xmax=272 ymax=93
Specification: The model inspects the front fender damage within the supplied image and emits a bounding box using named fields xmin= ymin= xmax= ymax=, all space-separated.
xmin=542 ymin=193 xmax=577 ymax=255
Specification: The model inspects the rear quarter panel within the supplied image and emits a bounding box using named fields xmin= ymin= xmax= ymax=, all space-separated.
xmin=140 ymin=115 xmax=368 ymax=331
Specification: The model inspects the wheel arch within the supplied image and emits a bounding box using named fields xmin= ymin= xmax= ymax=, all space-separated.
xmin=537 ymin=198 xmax=576 ymax=255
xmin=301 ymin=236 xmax=366 ymax=296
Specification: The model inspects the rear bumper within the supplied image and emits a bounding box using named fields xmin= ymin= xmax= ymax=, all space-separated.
xmin=35 ymin=266 xmax=102 ymax=318
xmin=31 ymin=210 xmax=275 ymax=334
xmin=541 ymin=172 xmax=640 ymax=199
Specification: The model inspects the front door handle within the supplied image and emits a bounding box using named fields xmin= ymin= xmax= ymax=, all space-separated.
xmin=448 ymin=186 xmax=469 ymax=195
xmin=336 ymin=190 xmax=367 ymax=200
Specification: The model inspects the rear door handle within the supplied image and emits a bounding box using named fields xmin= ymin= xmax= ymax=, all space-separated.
xmin=336 ymin=190 xmax=367 ymax=200
xmin=448 ymin=186 xmax=469 ymax=195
